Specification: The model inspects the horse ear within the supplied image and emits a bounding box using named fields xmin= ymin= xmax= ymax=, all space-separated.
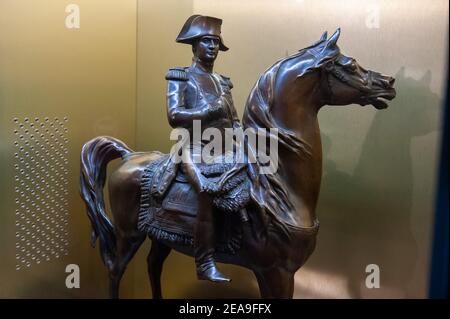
xmin=310 ymin=31 xmax=328 ymax=47
xmin=319 ymin=31 xmax=328 ymax=42
xmin=323 ymin=28 xmax=340 ymax=50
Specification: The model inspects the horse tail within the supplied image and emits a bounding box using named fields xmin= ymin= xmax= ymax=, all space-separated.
xmin=79 ymin=136 xmax=132 ymax=269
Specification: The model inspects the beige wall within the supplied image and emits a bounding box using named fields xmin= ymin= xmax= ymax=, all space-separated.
xmin=0 ymin=0 xmax=137 ymax=297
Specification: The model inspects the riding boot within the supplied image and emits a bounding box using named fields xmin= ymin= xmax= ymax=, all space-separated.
xmin=194 ymin=193 xmax=231 ymax=283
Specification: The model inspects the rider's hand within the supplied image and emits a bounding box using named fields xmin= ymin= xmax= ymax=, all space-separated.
xmin=209 ymin=100 xmax=226 ymax=117
xmin=205 ymin=181 xmax=221 ymax=194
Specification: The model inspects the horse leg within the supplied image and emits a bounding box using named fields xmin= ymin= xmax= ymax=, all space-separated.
xmin=109 ymin=233 xmax=146 ymax=299
xmin=254 ymin=270 xmax=270 ymax=297
xmin=147 ymin=241 xmax=172 ymax=299
xmin=255 ymin=268 xmax=295 ymax=299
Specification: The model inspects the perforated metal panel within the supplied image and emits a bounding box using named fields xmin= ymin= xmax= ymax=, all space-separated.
xmin=13 ymin=117 xmax=70 ymax=270
xmin=0 ymin=0 xmax=137 ymax=298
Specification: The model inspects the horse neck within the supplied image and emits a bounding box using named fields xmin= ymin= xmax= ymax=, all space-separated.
xmin=271 ymin=95 xmax=323 ymax=227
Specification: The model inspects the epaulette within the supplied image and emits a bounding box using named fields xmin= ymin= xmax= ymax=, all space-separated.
xmin=220 ymin=74 xmax=233 ymax=89
xmin=165 ymin=67 xmax=188 ymax=81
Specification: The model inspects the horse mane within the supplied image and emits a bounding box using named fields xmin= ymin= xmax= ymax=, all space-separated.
xmin=242 ymin=39 xmax=339 ymax=234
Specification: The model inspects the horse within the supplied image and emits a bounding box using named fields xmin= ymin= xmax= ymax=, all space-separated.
xmin=79 ymin=29 xmax=396 ymax=299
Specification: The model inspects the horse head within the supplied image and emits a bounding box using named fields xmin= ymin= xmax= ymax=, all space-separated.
xmin=270 ymin=28 xmax=396 ymax=114
xmin=243 ymin=28 xmax=398 ymax=232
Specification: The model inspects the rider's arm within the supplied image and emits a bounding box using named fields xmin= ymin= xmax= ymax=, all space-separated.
xmin=220 ymin=75 xmax=241 ymax=129
xmin=230 ymin=104 xmax=241 ymax=129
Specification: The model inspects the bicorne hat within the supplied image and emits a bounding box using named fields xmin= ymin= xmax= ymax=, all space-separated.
xmin=176 ymin=15 xmax=229 ymax=51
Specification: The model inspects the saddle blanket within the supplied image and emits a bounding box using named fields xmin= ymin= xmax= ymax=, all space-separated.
xmin=137 ymin=155 xmax=246 ymax=254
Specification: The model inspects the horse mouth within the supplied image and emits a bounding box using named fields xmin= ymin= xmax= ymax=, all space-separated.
xmin=367 ymin=89 xmax=396 ymax=109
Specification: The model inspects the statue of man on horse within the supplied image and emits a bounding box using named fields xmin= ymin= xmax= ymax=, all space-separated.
xmin=79 ymin=18 xmax=396 ymax=298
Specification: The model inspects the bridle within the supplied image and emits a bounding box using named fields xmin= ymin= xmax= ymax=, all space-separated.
xmin=323 ymin=61 xmax=376 ymax=105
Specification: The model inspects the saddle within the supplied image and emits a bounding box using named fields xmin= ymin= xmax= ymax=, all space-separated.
xmin=137 ymin=155 xmax=250 ymax=253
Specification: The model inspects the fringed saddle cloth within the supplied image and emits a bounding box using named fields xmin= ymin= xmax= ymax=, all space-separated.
xmin=137 ymin=155 xmax=250 ymax=254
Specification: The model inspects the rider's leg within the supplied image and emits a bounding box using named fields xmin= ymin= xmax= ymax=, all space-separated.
xmin=181 ymin=142 xmax=206 ymax=192
xmin=195 ymin=191 xmax=230 ymax=283
xmin=181 ymin=147 xmax=230 ymax=283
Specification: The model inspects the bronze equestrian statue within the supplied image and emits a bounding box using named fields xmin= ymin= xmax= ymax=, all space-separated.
xmin=80 ymin=15 xmax=396 ymax=298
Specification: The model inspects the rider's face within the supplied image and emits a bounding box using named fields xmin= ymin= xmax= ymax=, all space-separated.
xmin=193 ymin=36 xmax=220 ymax=62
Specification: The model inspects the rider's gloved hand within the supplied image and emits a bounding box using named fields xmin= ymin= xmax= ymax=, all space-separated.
xmin=204 ymin=180 xmax=222 ymax=194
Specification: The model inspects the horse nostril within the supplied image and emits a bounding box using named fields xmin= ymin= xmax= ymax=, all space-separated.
xmin=388 ymin=77 xmax=395 ymax=86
